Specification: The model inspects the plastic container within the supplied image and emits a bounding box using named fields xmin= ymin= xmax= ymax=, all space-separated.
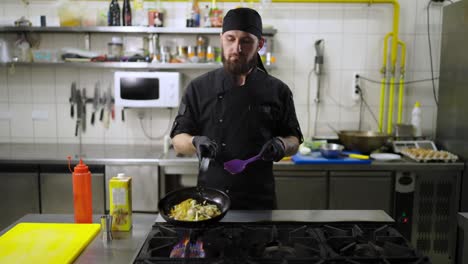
xmin=411 ymin=101 xmax=422 ymax=137
xmin=32 ymin=49 xmax=58 ymax=62
xmin=109 ymin=173 xmax=132 ymax=231
xmin=58 ymin=3 xmax=82 ymax=27
xmin=72 ymin=159 xmax=93 ymax=223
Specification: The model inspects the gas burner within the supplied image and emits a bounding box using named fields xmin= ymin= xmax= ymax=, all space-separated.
xmin=262 ymin=245 xmax=297 ymax=258
xmin=134 ymin=223 xmax=431 ymax=264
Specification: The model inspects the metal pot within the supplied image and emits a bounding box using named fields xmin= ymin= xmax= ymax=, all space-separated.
xmin=158 ymin=186 xmax=231 ymax=228
xmin=338 ymin=130 xmax=390 ymax=154
xmin=320 ymin=143 xmax=344 ymax=158
xmin=320 ymin=143 xmax=369 ymax=159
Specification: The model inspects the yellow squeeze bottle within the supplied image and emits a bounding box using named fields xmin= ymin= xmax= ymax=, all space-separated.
xmin=109 ymin=173 xmax=132 ymax=231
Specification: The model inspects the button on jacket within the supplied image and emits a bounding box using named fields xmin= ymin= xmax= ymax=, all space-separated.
xmin=171 ymin=67 xmax=303 ymax=209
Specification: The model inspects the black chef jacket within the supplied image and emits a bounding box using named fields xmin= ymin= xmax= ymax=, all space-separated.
xmin=170 ymin=67 xmax=303 ymax=209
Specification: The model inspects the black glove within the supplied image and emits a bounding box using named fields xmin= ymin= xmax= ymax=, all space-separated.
xmin=260 ymin=137 xmax=286 ymax=162
xmin=192 ymin=136 xmax=218 ymax=159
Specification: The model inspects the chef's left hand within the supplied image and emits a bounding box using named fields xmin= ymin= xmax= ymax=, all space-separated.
xmin=260 ymin=137 xmax=286 ymax=162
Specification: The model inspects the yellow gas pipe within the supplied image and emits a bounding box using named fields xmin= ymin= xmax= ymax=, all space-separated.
xmin=379 ymin=34 xmax=406 ymax=134
xmin=386 ymin=40 xmax=406 ymax=134
xmin=397 ymin=40 xmax=406 ymax=124
xmin=379 ymin=32 xmax=393 ymax=133
xmin=387 ymin=75 xmax=396 ymax=134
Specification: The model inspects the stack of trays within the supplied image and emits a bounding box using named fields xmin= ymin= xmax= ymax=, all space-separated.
xmin=401 ymin=148 xmax=458 ymax=162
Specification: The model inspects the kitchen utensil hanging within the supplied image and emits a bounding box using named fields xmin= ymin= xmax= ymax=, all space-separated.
xmin=312 ymin=39 xmax=324 ymax=137
xmin=68 ymin=82 xmax=115 ymax=134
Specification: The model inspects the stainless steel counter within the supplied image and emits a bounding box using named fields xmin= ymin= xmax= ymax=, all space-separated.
xmin=156 ymin=209 xmax=394 ymax=223
xmin=0 ymin=210 xmax=393 ymax=264
xmin=0 ymin=143 xmax=164 ymax=165
xmin=160 ymin=148 xmax=465 ymax=173
xmin=0 ymin=143 xmax=464 ymax=171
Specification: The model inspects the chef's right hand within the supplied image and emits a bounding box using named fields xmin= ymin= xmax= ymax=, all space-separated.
xmin=192 ymin=136 xmax=218 ymax=159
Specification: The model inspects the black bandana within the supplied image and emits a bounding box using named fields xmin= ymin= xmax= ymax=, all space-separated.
xmin=222 ymin=8 xmax=267 ymax=74
xmin=222 ymin=8 xmax=262 ymax=40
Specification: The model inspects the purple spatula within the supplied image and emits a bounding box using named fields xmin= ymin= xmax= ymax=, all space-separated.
xmin=224 ymin=154 xmax=262 ymax=174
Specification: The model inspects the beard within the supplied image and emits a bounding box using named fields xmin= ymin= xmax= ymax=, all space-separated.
xmin=222 ymin=50 xmax=258 ymax=76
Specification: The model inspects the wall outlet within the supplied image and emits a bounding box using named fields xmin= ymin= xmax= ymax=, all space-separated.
xmin=137 ymin=109 xmax=146 ymax=120
xmin=352 ymin=73 xmax=361 ymax=102
xmin=0 ymin=111 xmax=12 ymax=120
xmin=32 ymin=110 xmax=49 ymax=120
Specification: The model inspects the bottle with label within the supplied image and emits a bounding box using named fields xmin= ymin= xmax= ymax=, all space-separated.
xmin=411 ymin=101 xmax=422 ymax=137
xmin=132 ymin=0 xmax=145 ymax=26
xmin=72 ymin=159 xmax=93 ymax=223
xmin=123 ymin=0 xmax=132 ymax=26
xmin=154 ymin=0 xmax=165 ymax=27
xmin=191 ymin=0 xmax=200 ymax=27
xmin=109 ymin=173 xmax=132 ymax=231
xmin=108 ymin=0 xmax=121 ymax=26
xmin=202 ymin=4 xmax=211 ymax=27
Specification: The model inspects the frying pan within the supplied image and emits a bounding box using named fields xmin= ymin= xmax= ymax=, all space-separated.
xmin=158 ymin=186 xmax=231 ymax=228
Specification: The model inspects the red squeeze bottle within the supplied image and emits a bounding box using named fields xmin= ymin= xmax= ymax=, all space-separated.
xmin=72 ymin=159 xmax=93 ymax=223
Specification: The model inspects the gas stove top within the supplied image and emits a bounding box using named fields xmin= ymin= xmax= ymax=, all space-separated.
xmin=134 ymin=222 xmax=431 ymax=264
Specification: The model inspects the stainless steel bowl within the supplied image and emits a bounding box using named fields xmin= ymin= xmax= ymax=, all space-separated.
xmin=320 ymin=143 xmax=344 ymax=159
xmin=338 ymin=130 xmax=390 ymax=154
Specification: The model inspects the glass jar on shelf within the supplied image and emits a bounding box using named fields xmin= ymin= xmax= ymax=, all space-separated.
xmin=206 ymin=46 xmax=215 ymax=63
xmin=107 ymin=36 xmax=123 ymax=61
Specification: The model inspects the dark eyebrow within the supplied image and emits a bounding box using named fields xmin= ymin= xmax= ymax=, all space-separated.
xmin=241 ymin=36 xmax=255 ymax=42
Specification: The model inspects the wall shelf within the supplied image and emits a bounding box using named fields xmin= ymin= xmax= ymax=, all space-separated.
xmin=0 ymin=61 xmax=277 ymax=70
xmin=0 ymin=26 xmax=277 ymax=36
xmin=0 ymin=26 xmax=277 ymax=70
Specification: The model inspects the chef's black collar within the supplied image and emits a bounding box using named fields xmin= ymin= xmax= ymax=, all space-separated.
xmin=220 ymin=66 xmax=266 ymax=92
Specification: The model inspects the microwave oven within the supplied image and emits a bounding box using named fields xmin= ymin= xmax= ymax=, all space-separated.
xmin=114 ymin=71 xmax=181 ymax=108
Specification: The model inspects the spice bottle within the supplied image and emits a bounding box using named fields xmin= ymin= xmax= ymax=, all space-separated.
xmin=108 ymin=0 xmax=121 ymax=26
xmin=123 ymin=0 xmax=132 ymax=26
xmin=72 ymin=159 xmax=93 ymax=223
xmin=202 ymin=4 xmax=211 ymax=27
xmin=187 ymin=0 xmax=200 ymax=27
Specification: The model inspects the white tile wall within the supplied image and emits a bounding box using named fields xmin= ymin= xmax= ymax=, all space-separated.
xmin=318 ymin=4 xmax=344 ymax=34
xmin=31 ymin=67 xmax=55 ymax=104
xmin=341 ymin=34 xmax=367 ymax=71
xmin=294 ymin=5 xmax=319 ymax=34
xmin=0 ymin=0 xmax=453 ymax=144
xmin=399 ymin=0 xmax=417 ymax=35
xmin=0 ymin=67 xmax=7 ymax=102
xmin=367 ymin=4 xmax=393 ymax=34
xmin=343 ymin=4 xmax=368 ymax=34
xmin=32 ymin=103 xmax=57 ymax=140
xmin=10 ymin=103 xmax=34 ymax=140
xmin=8 ymin=66 xmax=32 ymax=103
xmin=0 ymin=103 xmax=11 ymax=140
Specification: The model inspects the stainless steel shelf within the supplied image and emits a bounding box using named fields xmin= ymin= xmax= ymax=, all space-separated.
xmin=0 ymin=61 xmax=277 ymax=70
xmin=0 ymin=26 xmax=277 ymax=36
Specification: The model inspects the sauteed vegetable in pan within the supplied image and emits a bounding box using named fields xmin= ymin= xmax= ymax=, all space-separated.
xmin=158 ymin=187 xmax=231 ymax=227
xmin=169 ymin=198 xmax=221 ymax=221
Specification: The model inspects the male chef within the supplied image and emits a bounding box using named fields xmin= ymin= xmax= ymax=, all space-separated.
xmin=170 ymin=7 xmax=303 ymax=209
